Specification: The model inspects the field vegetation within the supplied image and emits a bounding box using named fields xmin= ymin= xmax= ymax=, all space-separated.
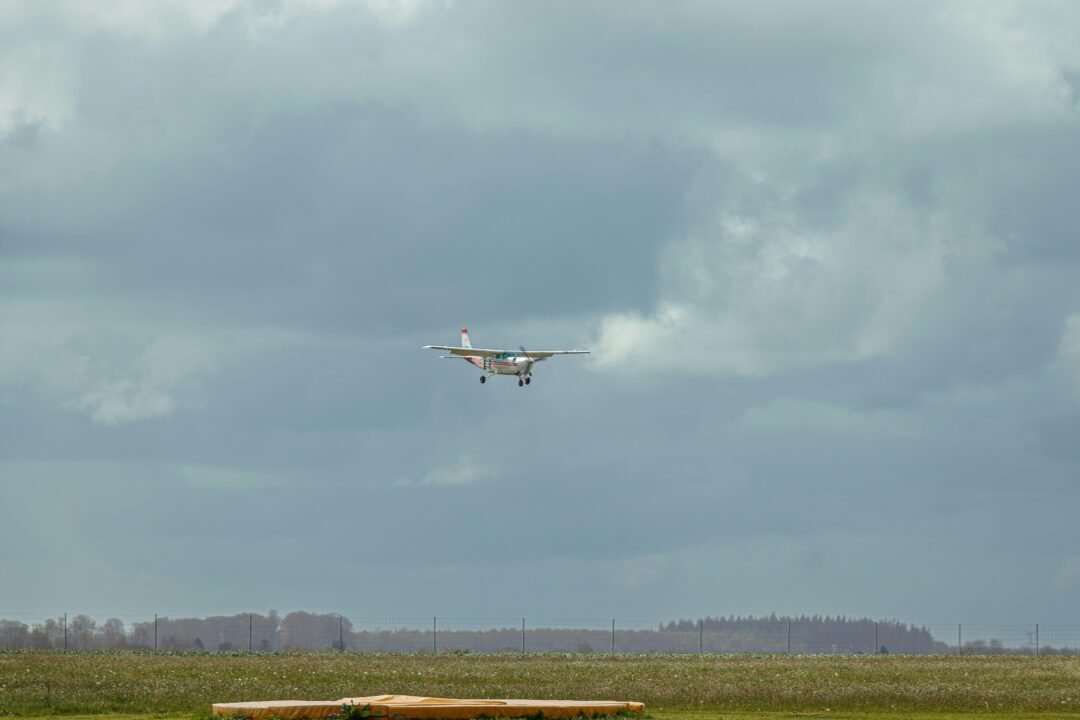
xmin=2 ymin=651 xmax=1079 ymax=719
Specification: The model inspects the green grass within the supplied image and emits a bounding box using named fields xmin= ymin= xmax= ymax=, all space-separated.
xmin=2 ymin=652 xmax=1079 ymax=718
xmin=14 ymin=715 xmax=1080 ymax=720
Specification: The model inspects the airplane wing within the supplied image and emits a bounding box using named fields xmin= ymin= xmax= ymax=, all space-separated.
xmin=520 ymin=350 xmax=590 ymax=359
xmin=422 ymin=346 xmax=589 ymax=359
xmin=422 ymin=345 xmax=502 ymax=357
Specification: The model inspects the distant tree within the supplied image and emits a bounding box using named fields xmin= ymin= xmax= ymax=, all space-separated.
xmin=42 ymin=618 xmax=64 ymax=648
xmin=279 ymin=611 xmax=346 ymax=651
xmin=102 ymin=618 xmax=126 ymax=648
xmin=29 ymin=626 xmax=51 ymax=649
xmin=0 ymin=620 xmax=29 ymax=649
xmin=253 ymin=610 xmax=281 ymax=651
xmin=129 ymin=621 xmax=153 ymax=649
xmin=69 ymin=614 xmax=96 ymax=650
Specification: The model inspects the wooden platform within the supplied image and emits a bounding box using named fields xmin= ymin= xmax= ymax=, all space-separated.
xmin=212 ymin=694 xmax=645 ymax=720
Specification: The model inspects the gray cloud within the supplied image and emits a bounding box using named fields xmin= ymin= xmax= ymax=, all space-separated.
xmin=3 ymin=0 xmax=1080 ymax=624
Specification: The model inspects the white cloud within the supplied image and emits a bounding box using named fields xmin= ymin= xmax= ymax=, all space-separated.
xmin=419 ymin=455 xmax=489 ymax=487
xmin=593 ymin=191 xmax=952 ymax=376
xmin=921 ymin=2 xmax=1080 ymax=132
xmin=66 ymin=336 xmax=215 ymax=425
xmin=590 ymin=304 xmax=689 ymax=371
xmin=0 ymin=268 xmax=307 ymax=423
xmin=28 ymin=0 xmax=436 ymax=40
xmin=44 ymin=0 xmax=241 ymax=39
xmin=69 ymin=377 xmax=176 ymax=425
xmin=0 ymin=43 xmax=76 ymax=138
xmin=235 ymin=0 xmax=438 ymax=38
xmin=5 ymin=0 xmax=1078 ymax=149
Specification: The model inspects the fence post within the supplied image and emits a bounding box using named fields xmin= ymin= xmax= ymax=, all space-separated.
xmin=433 ymin=617 xmax=437 ymax=654
xmin=521 ymin=618 xmax=526 ymax=654
xmin=611 ymin=619 xmax=615 ymax=654
xmin=63 ymin=613 xmax=67 ymax=651
xmin=787 ymin=621 xmax=791 ymax=654
xmin=699 ymin=619 xmax=703 ymax=655
xmin=154 ymin=614 xmax=158 ymax=651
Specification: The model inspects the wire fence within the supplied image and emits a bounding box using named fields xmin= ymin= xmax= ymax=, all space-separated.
xmin=1 ymin=613 xmax=1077 ymax=655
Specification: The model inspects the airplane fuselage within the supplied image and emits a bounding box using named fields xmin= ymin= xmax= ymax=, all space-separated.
xmin=465 ymin=354 xmax=533 ymax=376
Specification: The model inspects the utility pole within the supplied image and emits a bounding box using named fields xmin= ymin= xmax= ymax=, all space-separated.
xmin=63 ymin=613 xmax=67 ymax=651
xmin=699 ymin=619 xmax=703 ymax=655
xmin=154 ymin=614 xmax=158 ymax=651
xmin=521 ymin=618 xmax=526 ymax=654
xmin=786 ymin=621 xmax=791 ymax=654
xmin=249 ymin=614 xmax=253 ymax=653
xmin=433 ymin=617 xmax=437 ymax=654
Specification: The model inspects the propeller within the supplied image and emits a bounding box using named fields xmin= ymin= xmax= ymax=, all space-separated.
xmin=516 ymin=345 xmax=545 ymax=386
xmin=518 ymin=346 xmax=533 ymax=369
xmin=511 ymin=345 xmax=533 ymax=379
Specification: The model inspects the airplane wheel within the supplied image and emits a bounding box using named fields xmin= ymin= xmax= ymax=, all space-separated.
xmin=480 ymin=376 xmax=486 ymax=384
xmin=525 ymin=377 xmax=531 ymax=385
xmin=518 ymin=379 xmax=524 ymax=387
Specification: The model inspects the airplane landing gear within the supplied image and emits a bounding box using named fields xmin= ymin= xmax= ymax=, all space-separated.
xmin=518 ymin=379 xmax=524 ymax=387
xmin=480 ymin=376 xmax=486 ymax=384
xmin=525 ymin=377 xmax=531 ymax=385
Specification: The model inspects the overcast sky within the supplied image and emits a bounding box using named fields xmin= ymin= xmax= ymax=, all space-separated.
xmin=2 ymin=0 xmax=1080 ymax=629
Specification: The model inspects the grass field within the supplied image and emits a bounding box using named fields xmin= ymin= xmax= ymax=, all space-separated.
xmin=2 ymin=652 xmax=1079 ymax=720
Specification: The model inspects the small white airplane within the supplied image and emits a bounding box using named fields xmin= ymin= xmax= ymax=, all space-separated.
xmin=423 ymin=328 xmax=589 ymax=387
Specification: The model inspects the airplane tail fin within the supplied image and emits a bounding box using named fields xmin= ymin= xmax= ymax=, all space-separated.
xmin=460 ymin=327 xmax=472 ymax=349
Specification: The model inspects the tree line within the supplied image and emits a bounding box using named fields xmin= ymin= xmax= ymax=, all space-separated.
xmin=0 ymin=611 xmax=1073 ymax=654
